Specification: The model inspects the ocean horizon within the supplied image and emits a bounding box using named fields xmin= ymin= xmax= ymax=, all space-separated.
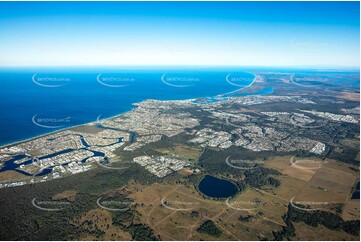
xmin=0 ymin=67 xmax=260 ymax=146
xmin=0 ymin=66 xmax=359 ymax=147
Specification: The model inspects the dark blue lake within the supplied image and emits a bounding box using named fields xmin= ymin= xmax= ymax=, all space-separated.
xmin=198 ymin=175 xmax=239 ymax=198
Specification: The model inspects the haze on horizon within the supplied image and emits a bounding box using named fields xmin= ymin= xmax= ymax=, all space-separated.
xmin=0 ymin=1 xmax=359 ymax=68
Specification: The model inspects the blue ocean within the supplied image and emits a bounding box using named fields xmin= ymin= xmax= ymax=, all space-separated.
xmin=1 ymin=66 xmax=359 ymax=147
xmin=0 ymin=67 xmax=262 ymax=146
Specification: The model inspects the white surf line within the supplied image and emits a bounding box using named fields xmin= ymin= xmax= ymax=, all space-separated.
xmin=219 ymin=72 xmax=258 ymax=97
xmin=1 ymin=72 xmax=254 ymax=149
xmin=0 ymin=121 xmax=89 ymax=149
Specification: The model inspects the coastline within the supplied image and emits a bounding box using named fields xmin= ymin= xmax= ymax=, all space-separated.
xmin=0 ymin=72 xmax=257 ymax=149
xmin=0 ymin=122 xmax=92 ymax=149
xmin=220 ymin=72 xmax=258 ymax=96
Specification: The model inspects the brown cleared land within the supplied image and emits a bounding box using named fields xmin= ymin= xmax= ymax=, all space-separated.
xmin=337 ymin=92 xmax=360 ymax=102
xmin=342 ymin=199 xmax=360 ymax=221
xmin=292 ymin=222 xmax=359 ymax=241
xmin=322 ymin=159 xmax=360 ymax=176
xmin=128 ymin=183 xmax=285 ymax=241
xmin=271 ymin=175 xmax=308 ymax=201
xmin=283 ymin=166 xmax=317 ymax=182
xmin=52 ymin=190 xmax=77 ymax=202
xmin=293 ymin=165 xmax=356 ymax=205
xmin=155 ymin=143 xmax=202 ymax=161
xmin=264 ymin=156 xmax=359 ymax=212
xmin=71 ymin=208 xmax=132 ymax=241
xmin=0 ymin=170 xmax=29 ymax=181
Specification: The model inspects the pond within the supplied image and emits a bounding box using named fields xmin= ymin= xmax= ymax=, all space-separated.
xmin=198 ymin=175 xmax=239 ymax=198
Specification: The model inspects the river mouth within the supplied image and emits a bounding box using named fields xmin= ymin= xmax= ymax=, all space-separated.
xmin=198 ymin=175 xmax=239 ymax=199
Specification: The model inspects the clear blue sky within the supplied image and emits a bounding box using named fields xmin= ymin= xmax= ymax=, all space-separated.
xmin=0 ymin=1 xmax=359 ymax=67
